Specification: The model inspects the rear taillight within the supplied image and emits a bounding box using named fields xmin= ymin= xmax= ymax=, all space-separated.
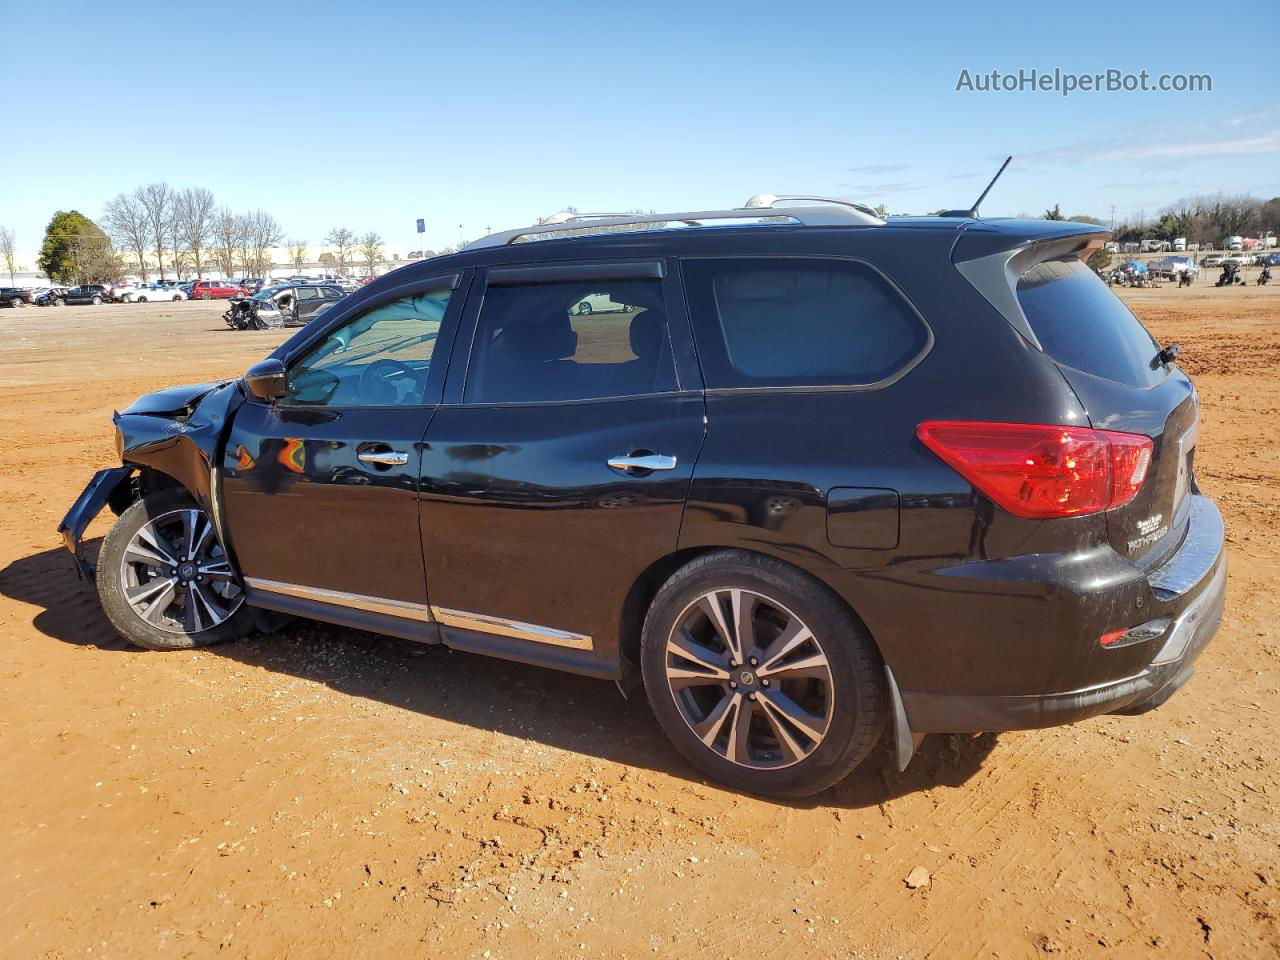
xmin=916 ymin=421 xmax=1153 ymax=519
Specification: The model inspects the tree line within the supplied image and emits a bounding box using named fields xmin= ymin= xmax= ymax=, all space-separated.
xmin=1113 ymin=194 xmax=1280 ymax=246
xmin=13 ymin=183 xmax=391 ymax=285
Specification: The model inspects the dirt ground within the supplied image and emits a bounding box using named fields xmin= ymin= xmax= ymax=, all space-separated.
xmin=0 ymin=283 xmax=1277 ymax=960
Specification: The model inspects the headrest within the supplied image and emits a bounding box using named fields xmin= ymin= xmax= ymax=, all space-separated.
xmin=501 ymin=314 xmax=578 ymax=361
xmin=628 ymin=310 xmax=664 ymax=358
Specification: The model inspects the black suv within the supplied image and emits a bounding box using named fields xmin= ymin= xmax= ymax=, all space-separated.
xmin=58 ymin=284 xmax=112 ymax=305
xmin=60 ymin=198 xmax=1226 ymax=797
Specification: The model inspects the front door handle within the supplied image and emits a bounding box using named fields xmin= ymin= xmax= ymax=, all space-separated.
xmin=607 ymin=453 xmax=678 ymax=472
xmin=358 ymin=449 xmax=409 ymax=467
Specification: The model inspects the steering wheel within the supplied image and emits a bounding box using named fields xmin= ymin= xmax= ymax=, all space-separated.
xmin=358 ymin=358 xmax=424 ymax=404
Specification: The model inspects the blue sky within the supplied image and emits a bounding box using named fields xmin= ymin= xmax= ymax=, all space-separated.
xmin=2 ymin=0 xmax=1276 ymax=256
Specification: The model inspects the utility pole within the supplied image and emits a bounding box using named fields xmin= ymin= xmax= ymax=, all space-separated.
xmin=1110 ymin=205 xmax=1116 ymax=233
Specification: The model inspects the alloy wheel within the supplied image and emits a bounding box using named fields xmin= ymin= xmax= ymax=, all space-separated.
xmin=119 ymin=508 xmax=243 ymax=635
xmin=664 ymin=588 xmax=834 ymax=769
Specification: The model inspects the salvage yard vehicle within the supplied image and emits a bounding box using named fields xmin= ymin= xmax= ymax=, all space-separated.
xmin=223 ymin=283 xmax=344 ymax=330
xmin=59 ymin=197 xmax=1227 ymax=798
xmin=33 ymin=285 xmax=71 ymax=306
xmin=1 ymin=286 xmax=33 ymax=307
xmin=123 ymin=283 xmax=188 ymax=303
xmin=190 ymin=279 xmax=247 ymax=300
xmin=59 ymin=284 xmax=111 ymax=305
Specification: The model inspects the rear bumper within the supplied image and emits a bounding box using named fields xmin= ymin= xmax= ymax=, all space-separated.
xmin=900 ymin=495 xmax=1227 ymax=734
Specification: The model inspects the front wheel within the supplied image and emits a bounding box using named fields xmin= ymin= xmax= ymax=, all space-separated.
xmin=91 ymin=296 xmax=102 ymax=305
xmin=53 ymin=298 xmax=65 ymax=306
xmin=97 ymin=490 xmax=254 ymax=650
xmin=640 ymin=550 xmax=886 ymax=798
xmin=200 ymin=292 xmax=211 ymax=300
xmin=172 ymin=294 xmax=182 ymax=301
xmin=9 ymin=297 xmax=21 ymax=308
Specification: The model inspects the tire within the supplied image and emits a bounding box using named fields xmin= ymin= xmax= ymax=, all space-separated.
xmin=96 ymin=490 xmax=254 ymax=651
xmin=136 ymin=296 xmax=147 ymax=303
xmin=201 ymin=292 xmax=211 ymax=300
xmin=577 ymin=301 xmax=592 ymax=315
xmin=91 ymin=296 xmax=102 ymax=305
xmin=172 ymin=294 xmax=182 ymax=301
xmin=9 ymin=297 xmax=21 ymax=308
xmin=53 ymin=298 xmax=65 ymax=307
xmin=640 ymin=550 xmax=886 ymax=798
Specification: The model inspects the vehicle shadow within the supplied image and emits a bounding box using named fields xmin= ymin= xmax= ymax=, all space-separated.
xmin=0 ymin=543 xmax=999 ymax=809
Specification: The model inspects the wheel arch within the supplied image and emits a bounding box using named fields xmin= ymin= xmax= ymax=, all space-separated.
xmin=617 ymin=544 xmax=885 ymax=685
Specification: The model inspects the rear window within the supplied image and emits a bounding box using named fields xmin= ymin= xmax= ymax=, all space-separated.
xmin=1017 ymin=258 xmax=1164 ymax=387
xmin=681 ymin=258 xmax=930 ymax=389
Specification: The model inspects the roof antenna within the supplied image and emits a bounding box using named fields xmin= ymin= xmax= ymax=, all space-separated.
xmin=941 ymin=155 xmax=1012 ymax=219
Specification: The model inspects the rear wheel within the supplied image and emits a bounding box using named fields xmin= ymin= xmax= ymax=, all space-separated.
xmin=641 ymin=550 xmax=886 ymax=798
xmin=53 ymin=297 xmax=65 ymax=306
xmin=172 ymin=294 xmax=182 ymax=301
xmin=136 ymin=295 xmax=147 ymax=302
xmin=9 ymin=297 xmax=21 ymax=308
xmin=97 ymin=490 xmax=254 ymax=650
xmin=201 ymin=292 xmax=211 ymax=300
xmin=91 ymin=295 xmax=102 ymax=305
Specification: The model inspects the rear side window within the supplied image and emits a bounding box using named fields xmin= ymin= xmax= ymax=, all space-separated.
xmin=464 ymin=278 xmax=676 ymax=403
xmin=681 ymin=258 xmax=930 ymax=389
xmin=1017 ymin=258 xmax=1164 ymax=387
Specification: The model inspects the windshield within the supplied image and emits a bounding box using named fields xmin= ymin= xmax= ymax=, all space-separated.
xmin=252 ymin=286 xmax=287 ymax=302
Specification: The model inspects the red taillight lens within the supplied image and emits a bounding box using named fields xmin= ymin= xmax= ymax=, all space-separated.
xmin=916 ymin=421 xmax=1153 ymax=519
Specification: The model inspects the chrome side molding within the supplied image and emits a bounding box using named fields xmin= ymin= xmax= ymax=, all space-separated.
xmin=244 ymin=578 xmax=435 ymax=622
xmin=243 ymin=577 xmax=593 ymax=652
xmin=431 ymin=606 xmax=593 ymax=651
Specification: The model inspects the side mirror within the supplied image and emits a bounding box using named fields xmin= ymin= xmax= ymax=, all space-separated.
xmin=244 ymin=358 xmax=287 ymax=402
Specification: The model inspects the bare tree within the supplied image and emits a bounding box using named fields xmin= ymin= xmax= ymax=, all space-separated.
xmin=0 ymin=226 xmax=16 ymax=284
xmin=287 ymin=239 xmax=308 ymax=272
xmin=245 ymin=210 xmax=283 ymax=278
xmin=211 ymin=208 xmax=239 ymax=279
xmin=324 ymin=227 xmax=356 ymax=276
xmin=177 ymin=187 xmax=216 ymax=278
xmin=358 ymin=231 xmax=383 ymax=277
xmin=102 ymin=192 xmax=150 ymax=280
xmin=234 ymin=213 xmax=254 ymax=279
xmin=137 ymin=183 xmax=174 ymax=279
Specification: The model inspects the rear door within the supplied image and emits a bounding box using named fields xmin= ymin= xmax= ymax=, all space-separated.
xmin=1015 ymin=255 xmax=1197 ymax=569
xmin=418 ymin=258 xmax=705 ymax=673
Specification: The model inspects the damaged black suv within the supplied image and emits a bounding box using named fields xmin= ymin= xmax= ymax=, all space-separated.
xmin=60 ymin=197 xmax=1226 ymax=797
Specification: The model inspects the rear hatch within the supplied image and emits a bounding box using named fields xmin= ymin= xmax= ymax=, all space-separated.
xmin=1015 ymin=255 xmax=1197 ymax=570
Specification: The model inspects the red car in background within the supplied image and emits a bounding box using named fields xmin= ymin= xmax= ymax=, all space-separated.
xmin=190 ymin=279 xmax=248 ymax=300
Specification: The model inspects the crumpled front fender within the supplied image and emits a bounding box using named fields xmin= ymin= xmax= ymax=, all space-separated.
xmin=57 ymin=466 xmax=135 ymax=579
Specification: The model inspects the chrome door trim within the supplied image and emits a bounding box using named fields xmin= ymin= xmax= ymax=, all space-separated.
xmin=244 ymin=577 xmax=434 ymax=622
xmin=430 ymin=606 xmax=593 ymax=651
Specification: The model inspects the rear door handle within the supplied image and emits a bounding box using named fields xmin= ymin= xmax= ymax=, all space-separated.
xmin=607 ymin=453 xmax=678 ymax=472
xmin=358 ymin=449 xmax=409 ymax=466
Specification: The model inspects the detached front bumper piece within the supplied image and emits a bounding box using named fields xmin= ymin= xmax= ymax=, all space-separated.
xmin=57 ymin=467 xmax=134 ymax=579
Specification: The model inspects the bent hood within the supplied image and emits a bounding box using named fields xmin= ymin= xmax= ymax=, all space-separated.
xmin=120 ymin=381 xmax=231 ymax=417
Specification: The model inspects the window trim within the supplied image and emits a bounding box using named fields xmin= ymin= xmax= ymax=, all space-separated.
xmin=678 ymin=254 xmax=934 ymax=395
xmin=453 ymin=263 xmax=684 ymax=408
xmin=272 ymin=270 xmax=469 ymax=410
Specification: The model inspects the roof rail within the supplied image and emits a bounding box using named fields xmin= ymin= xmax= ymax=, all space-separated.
xmin=464 ymin=195 xmax=883 ymax=250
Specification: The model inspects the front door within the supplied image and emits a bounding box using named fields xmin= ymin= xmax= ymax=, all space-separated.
xmin=220 ymin=272 xmax=467 ymax=636
xmin=420 ymin=259 xmax=705 ymax=673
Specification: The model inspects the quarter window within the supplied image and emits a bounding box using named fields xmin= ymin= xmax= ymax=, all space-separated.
xmin=464 ymin=278 xmax=676 ymax=403
xmin=681 ymin=258 xmax=930 ymax=389
xmin=285 ymin=287 xmax=452 ymax=406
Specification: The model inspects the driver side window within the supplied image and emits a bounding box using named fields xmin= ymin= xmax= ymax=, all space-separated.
xmin=285 ymin=287 xmax=452 ymax=406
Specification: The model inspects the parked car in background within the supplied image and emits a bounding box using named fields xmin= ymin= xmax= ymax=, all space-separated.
xmin=331 ymin=277 xmax=361 ymax=293
xmin=58 ymin=284 xmax=112 ymax=305
xmin=232 ymin=283 xmax=346 ymax=329
xmin=1200 ymin=254 xmax=1225 ymax=268
xmin=60 ymin=200 xmax=1226 ymax=798
xmin=190 ymin=279 xmax=248 ymax=300
xmin=33 ymin=286 xmax=72 ymax=306
xmin=574 ymin=292 xmax=634 ymax=314
xmin=1 ymin=286 xmax=34 ymax=307
xmin=123 ymin=284 xmax=188 ymax=302
xmin=110 ymin=282 xmax=141 ymax=302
